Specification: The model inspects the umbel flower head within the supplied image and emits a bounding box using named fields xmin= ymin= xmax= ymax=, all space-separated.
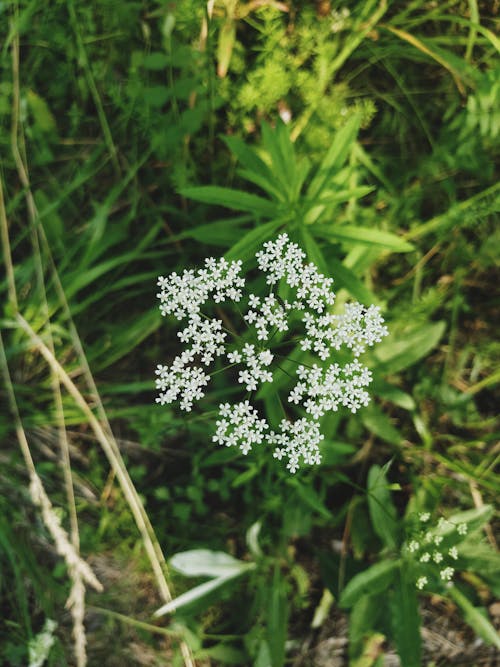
xmin=155 ymin=234 xmax=388 ymax=473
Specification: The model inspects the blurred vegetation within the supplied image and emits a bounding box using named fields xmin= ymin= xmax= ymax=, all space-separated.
xmin=0 ymin=1 xmax=499 ymax=665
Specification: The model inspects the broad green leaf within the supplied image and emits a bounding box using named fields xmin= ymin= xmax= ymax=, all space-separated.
xmin=313 ymin=224 xmax=415 ymax=253
xmin=371 ymin=380 xmax=416 ymax=411
xmin=349 ymin=594 xmax=384 ymax=661
xmin=373 ymin=321 xmax=446 ymax=375
xmin=361 ymin=404 xmax=403 ymax=446
xmin=390 ymin=566 xmax=421 ymax=667
xmin=448 ymin=586 xmax=500 ymax=649
xmin=367 ymin=465 xmax=399 ymax=549
xmin=319 ymin=440 xmax=356 ymax=466
xmin=170 ymin=549 xmax=254 ymax=579
xmin=458 ymin=541 xmax=500 ymax=596
xmin=340 ymin=560 xmax=398 ymax=609
xmin=224 ymin=219 xmax=284 ymax=262
xmin=180 ymin=186 xmax=277 ymax=217
xmin=142 ymin=52 xmax=170 ymax=70
xmin=308 ymin=115 xmax=361 ymax=199
xmin=442 ymin=505 xmax=494 ymax=539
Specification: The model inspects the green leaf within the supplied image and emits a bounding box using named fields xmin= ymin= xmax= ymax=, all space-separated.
xmin=371 ymin=380 xmax=416 ymax=411
xmin=367 ymin=465 xmax=399 ymax=550
xmin=308 ymin=115 xmax=361 ymax=199
xmin=448 ymin=586 xmax=500 ymax=649
xmin=300 ymin=228 xmax=331 ymax=276
xmin=142 ymin=52 xmax=170 ymax=70
xmin=443 ymin=505 xmax=494 ymax=539
xmin=303 ymin=186 xmax=374 ymax=225
xmin=170 ymin=550 xmax=254 ymax=579
xmin=349 ymin=594 xmax=384 ymax=661
xmin=201 ymin=644 xmax=247 ymax=664
xmin=180 ymin=186 xmax=277 ymax=217
xmin=340 ymin=560 xmax=399 ymax=609
xmin=373 ymin=321 xmax=446 ymax=375
xmin=267 ymin=566 xmax=288 ymax=667
xmin=313 ymin=224 xmax=415 ymax=253
xmin=326 ymin=257 xmax=379 ymax=304
xmin=361 ymin=404 xmax=403 ymax=446
xmin=390 ymin=566 xmax=421 ymax=667
xmin=224 ymin=219 xmax=284 ymax=262
xmin=287 ymin=478 xmax=332 ymax=520
xmin=177 ymin=217 xmax=252 ymax=246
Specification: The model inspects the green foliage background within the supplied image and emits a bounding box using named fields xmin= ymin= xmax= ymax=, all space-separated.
xmin=0 ymin=1 xmax=498 ymax=665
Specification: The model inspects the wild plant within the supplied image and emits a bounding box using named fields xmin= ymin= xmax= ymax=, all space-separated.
xmin=155 ymin=233 xmax=388 ymax=473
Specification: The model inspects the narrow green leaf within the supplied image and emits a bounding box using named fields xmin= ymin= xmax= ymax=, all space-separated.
xmin=177 ymin=217 xmax=252 ymax=246
xmin=448 ymin=586 xmax=500 ymax=649
xmin=224 ymin=219 xmax=284 ymax=262
xmin=367 ymin=464 xmax=399 ymax=549
xmin=308 ymin=115 xmax=361 ymax=199
xmin=326 ymin=257 xmax=379 ymax=304
xmin=304 ymin=186 xmax=374 ymax=225
xmin=314 ymin=224 xmax=415 ymax=253
xmin=340 ymin=560 xmax=398 ymax=609
xmin=300 ymin=228 xmax=331 ymax=276
xmin=287 ymin=478 xmax=332 ymax=520
xmin=180 ymin=186 xmax=277 ymax=217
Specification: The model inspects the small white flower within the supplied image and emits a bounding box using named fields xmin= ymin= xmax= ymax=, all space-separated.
xmin=416 ymin=576 xmax=428 ymax=590
xmin=419 ymin=512 xmax=431 ymax=523
xmin=457 ymin=523 xmax=467 ymax=536
xmin=440 ymin=567 xmax=454 ymax=581
xmin=432 ymin=551 xmax=443 ymax=564
xmin=448 ymin=546 xmax=458 ymax=560
xmin=408 ymin=540 xmax=419 ymax=553
xmin=420 ymin=552 xmax=431 ymax=563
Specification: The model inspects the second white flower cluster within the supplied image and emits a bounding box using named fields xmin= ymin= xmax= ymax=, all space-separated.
xmin=155 ymin=233 xmax=389 ymax=472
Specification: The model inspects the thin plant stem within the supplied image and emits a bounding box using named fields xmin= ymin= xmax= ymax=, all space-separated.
xmin=67 ymin=0 xmax=121 ymax=175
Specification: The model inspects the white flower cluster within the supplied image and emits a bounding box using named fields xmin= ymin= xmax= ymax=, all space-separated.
xmin=229 ymin=343 xmax=274 ymax=392
xmin=156 ymin=233 xmax=389 ymax=472
xmin=406 ymin=514 xmax=467 ymax=590
xmin=157 ymin=257 xmax=244 ymax=319
xmin=288 ymin=360 xmax=372 ymax=418
xmin=155 ymin=258 xmax=243 ymax=411
xmin=270 ymin=418 xmax=323 ymax=473
xmin=213 ymin=401 xmax=269 ymax=455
